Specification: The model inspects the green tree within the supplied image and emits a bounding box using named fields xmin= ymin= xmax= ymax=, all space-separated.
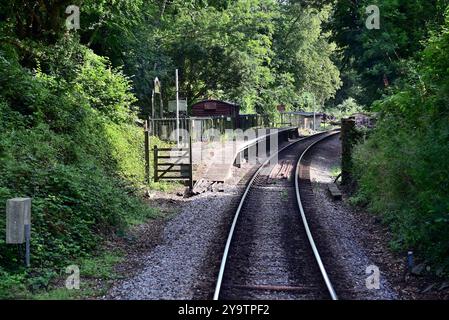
xmin=274 ymin=3 xmax=341 ymax=110
xmin=330 ymin=0 xmax=449 ymax=106
xmin=352 ymin=6 xmax=449 ymax=272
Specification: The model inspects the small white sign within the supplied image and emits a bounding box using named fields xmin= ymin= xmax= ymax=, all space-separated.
xmin=168 ymin=100 xmax=188 ymax=112
xmin=154 ymin=77 xmax=161 ymax=94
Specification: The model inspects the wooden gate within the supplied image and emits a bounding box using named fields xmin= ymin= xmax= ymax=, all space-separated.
xmin=153 ymin=138 xmax=193 ymax=190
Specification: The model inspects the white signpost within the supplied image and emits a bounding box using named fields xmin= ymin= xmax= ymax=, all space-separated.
xmin=153 ymin=77 xmax=163 ymax=118
xmin=154 ymin=77 xmax=161 ymax=94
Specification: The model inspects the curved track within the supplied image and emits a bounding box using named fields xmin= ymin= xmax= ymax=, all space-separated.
xmin=213 ymin=131 xmax=339 ymax=300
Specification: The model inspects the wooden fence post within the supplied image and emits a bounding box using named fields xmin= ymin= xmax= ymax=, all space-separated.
xmin=154 ymin=145 xmax=159 ymax=183
xmin=144 ymin=120 xmax=150 ymax=185
xmin=189 ymin=135 xmax=194 ymax=190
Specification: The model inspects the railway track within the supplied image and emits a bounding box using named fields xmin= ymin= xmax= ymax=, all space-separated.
xmin=213 ymin=131 xmax=340 ymax=300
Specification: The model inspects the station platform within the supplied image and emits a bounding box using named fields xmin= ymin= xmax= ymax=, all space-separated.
xmin=191 ymin=127 xmax=299 ymax=183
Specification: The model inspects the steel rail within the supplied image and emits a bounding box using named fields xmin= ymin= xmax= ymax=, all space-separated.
xmin=213 ymin=130 xmax=333 ymax=300
xmin=294 ymin=132 xmax=340 ymax=300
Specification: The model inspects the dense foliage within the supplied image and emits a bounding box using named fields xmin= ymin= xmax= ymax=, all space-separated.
xmin=80 ymin=0 xmax=342 ymax=115
xmin=330 ymin=0 xmax=449 ymax=106
xmin=0 ymin=36 xmax=153 ymax=298
xmin=337 ymin=1 xmax=449 ymax=272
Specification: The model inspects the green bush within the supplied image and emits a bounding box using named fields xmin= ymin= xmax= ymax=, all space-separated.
xmin=74 ymin=50 xmax=138 ymax=124
xmin=0 ymin=268 xmax=27 ymax=299
xmin=327 ymin=98 xmax=365 ymax=120
xmin=0 ymin=39 xmax=155 ymax=297
xmin=104 ymin=122 xmax=146 ymax=185
xmin=352 ymin=16 xmax=449 ymax=272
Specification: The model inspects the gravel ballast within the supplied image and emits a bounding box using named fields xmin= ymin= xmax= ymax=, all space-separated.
xmin=105 ymin=139 xmax=295 ymax=300
xmin=306 ymin=134 xmax=399 ymax=299
xmin=306 ymin=134 xmax=449 ymax=300
xmin=105 ymin=133 xmax=449 ymax=300
xmin=107 ymin=187 xmax=243 ymax=300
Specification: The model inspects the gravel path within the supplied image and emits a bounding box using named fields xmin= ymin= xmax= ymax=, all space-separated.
xmin=307 ymin=134 xmax=398 ymax=300
xmin=107 ymin=187 xmax=243 ymax=300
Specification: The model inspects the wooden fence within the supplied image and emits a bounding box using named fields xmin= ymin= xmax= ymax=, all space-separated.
xmin=153 ymin=137 xmax=194 ymax=190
